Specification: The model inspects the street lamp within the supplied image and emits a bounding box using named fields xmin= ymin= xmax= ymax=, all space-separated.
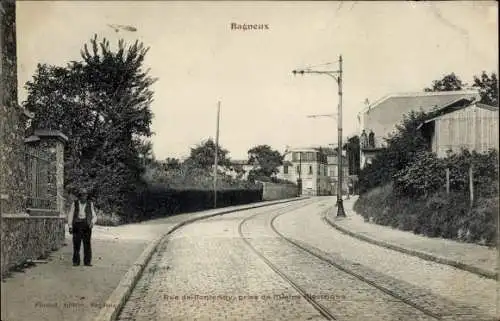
xmin=293 ymin=55 xmax=346 ymax=217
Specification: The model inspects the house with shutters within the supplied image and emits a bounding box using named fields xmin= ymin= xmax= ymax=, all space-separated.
xmin=276 ymin=146 xmax=331 ymax=196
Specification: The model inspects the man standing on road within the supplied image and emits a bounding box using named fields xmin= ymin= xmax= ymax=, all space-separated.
xmin=68 ymin=188 xmax=97 ymax=266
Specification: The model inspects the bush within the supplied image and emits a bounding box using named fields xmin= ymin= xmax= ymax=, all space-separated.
xmin=393 ymin=149 xmax=498 ymax=199
xmin=354 ymin=184 xmax=498 ymax=247
xmin=96 ymin=210 xmax=122 ymax=226
xmin=98 ymin=162 xmax=265 ymax=223
xmin=358 ymin=110 xmax=431 ymax=194
xmin=460 ymin=197 xmax=498 ymax=245
xmin=393 ymin=151 xmax=446 ymax=197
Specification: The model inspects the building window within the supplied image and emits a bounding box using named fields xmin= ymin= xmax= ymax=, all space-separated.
xmin=308 ymin=165 xmax=313 ymax=175
xmin=324 ymin=166 xmax=327 ymax=176
xmin=292 ymin=152 xmax=302 ymax=161
xmin=304 ymin=152 xmax=316 ymax=161
xmin=284 ymin=165 xmax=288 ymax=174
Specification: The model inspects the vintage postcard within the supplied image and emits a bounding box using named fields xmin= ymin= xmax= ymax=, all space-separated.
xmin=1 ymin=1 xmax=498 ymax=321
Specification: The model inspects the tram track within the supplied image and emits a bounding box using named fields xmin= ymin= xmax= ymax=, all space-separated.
xmin=269 ymin=210 xmax=443 ymax=321
xmin=237 ymin=198 xmax=459 ymax=320
xmin=238 ymin=198 xmax=337 ymax=320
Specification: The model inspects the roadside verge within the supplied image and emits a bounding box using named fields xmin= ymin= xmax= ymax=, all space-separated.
xmin=323 ymin=211 xmax=496 ymax=280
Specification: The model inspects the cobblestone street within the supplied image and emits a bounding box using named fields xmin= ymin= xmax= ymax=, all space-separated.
xmin=117 ymin=197 xmax=497 ymax=321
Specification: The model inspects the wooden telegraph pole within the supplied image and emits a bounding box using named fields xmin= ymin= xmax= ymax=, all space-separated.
xmin=213 ymin=101 xmax=221 ymax=209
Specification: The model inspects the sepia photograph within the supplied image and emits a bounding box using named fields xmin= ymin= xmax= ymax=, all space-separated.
xmin=0 ymin=1 xmax=499 ymax=321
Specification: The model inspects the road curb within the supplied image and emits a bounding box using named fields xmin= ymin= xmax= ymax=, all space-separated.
xmin=93 ymin=196 xmax=309 ymax=321
xmin=323 ymin=210 xmax=497 ymax=280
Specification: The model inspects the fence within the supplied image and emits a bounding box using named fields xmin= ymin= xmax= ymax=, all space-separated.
xmin=24 ymin=148 xmax=57 ymax=212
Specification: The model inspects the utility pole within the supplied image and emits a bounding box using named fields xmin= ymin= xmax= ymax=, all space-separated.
xmin=345 ymin=135 xmax=350 ymax=200
xmin=213 ymin=101 xmax=221 ymax=209
xmin=298 ymin=152 xmax=302 ymax=196
xmin=337 ymin=55 xmax=345 ymax=215
xmin=293 ymin=54 xmax=346 ymax=217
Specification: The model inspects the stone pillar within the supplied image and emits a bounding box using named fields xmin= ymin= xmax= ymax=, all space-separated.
xmin=24 ymin=130 xmax=68 ymax=216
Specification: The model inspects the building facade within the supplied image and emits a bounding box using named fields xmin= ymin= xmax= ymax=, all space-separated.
xmin=326 ymin=154 xmax=349 ymax=195
xmin=276 ymin=147 xmax=331 ymax=196
xmin=225 ymin=160 xmax=254 ymax=180
xmin=358 ymin=90 xmax=481 ymax=168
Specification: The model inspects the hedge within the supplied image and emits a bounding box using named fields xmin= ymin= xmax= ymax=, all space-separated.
xmin=122 ymin=183 xmax=263 ymax=222
xmin=353 ymin=183 xmax=498 ymax=246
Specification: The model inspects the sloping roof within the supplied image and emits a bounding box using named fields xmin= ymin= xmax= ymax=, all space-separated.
xmin=423 ymin=101 xmax=499 ymax=125
xmin=360 ymin=90 xmax=481 ymax=116
xmin=476 ymin=103 xmax=499 ymax=111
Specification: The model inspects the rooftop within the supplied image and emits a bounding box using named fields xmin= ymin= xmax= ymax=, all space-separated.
xmin=422 ymin=101 xmax=499 ymax=125
xmin=359 ymin=90 xmax=481 ymax=116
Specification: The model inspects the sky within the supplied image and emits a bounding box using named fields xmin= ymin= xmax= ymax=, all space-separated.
xmin=16 ymin=1 xmax=498 ymax=160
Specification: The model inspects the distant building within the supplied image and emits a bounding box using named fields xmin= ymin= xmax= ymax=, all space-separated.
xmin=276 ymin=147 xmax=330 ymax=196
xmin=358 ymin=90 xmax=481 ymax=168
xmin=224 ymin=160 xmax=254 ymax=180
xmin=419 ymin=100 xmax=499 ymax=158
xmin=326 ymin=153 xmax=349 ymax=195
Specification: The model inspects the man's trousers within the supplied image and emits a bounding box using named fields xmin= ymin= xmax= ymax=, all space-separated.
xmin=72 ymin=221 xmax=92 ymax=265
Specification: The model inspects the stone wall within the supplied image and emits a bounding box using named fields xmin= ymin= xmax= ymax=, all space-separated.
xmin=1 ymin=1 xmax=67 ymax=278
xmin=1 ymin=0 xmax=28 ymax=214
xmin=1 ymin=216 xmax=66 ymax=275
xmin=261 ymin=182 xmax=299 ymax=201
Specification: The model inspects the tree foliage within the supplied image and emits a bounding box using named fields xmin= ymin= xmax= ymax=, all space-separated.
xmin=358 ymin=110 xmax=430 ymax=193
xmin=424 ymin=71 xmax=498 ymax=107
xmin=424 ymin=72 xmax=464 ymax=92
xmin=247 ymin=144 xmax=283 ymax=180
xmin=472 ymin=71 xmax=498 ymax=106
xmin=343 ymin=135 xmax=360 ymax=176
xmin=164 ymin=157 xmax=181 ymax=170
xmin=23 ymin=35 xmax=156 ymax=216
xmin=185 ymin=138 xmax=231 ymax=170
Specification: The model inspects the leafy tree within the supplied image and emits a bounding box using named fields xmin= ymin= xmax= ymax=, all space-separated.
xmin=472 ymin=71 xmax=498 ymax=106
xmin=164 ymin=157 xmax=181 ymax=170
xmin=247 ymin=145 xmax=283 ymax=179
xmin=185 ymin=138 xmax=231 ymax=170
xmin=424 ymin=73 xmax=464 ymax=92
xmin=23 ymin=35 xmax=156 ymax=216
xmin=359 ymin=110 xmax=430 ymax=193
